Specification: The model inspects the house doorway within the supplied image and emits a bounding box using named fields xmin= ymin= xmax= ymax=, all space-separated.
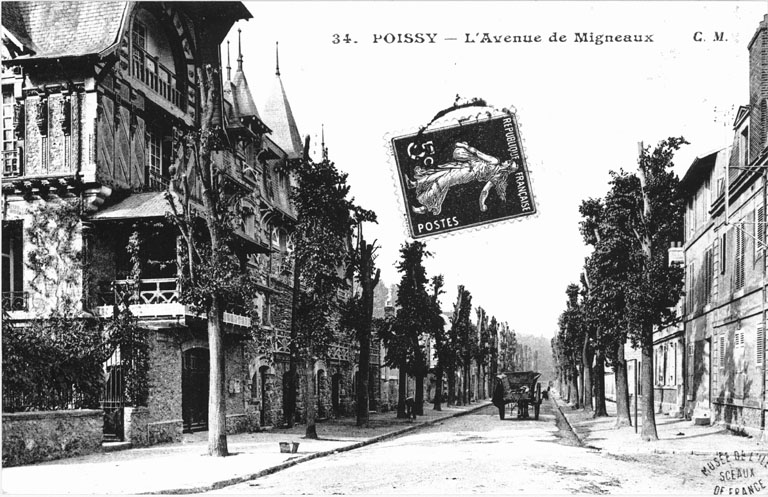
xmin=331 ymin=373 xmax=342 ymax=415
xmin=182 ymin=348 xmax=208 ymax=432
xmin=259 ymin=366 xmax=271 ymax=427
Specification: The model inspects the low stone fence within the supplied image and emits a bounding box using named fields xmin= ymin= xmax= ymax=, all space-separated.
xmin=2 ymin=409 xmax=103 ymax=467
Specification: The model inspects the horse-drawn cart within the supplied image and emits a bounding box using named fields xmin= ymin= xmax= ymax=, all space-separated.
xmin=492 ymin=371 xmax=542 ymax=420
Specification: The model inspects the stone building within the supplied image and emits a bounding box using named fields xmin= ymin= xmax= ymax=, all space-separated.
xmin=1 ymin=1 xmax=371 ymax=446
xmin=678 ymin=14 xmax=768 ymax=436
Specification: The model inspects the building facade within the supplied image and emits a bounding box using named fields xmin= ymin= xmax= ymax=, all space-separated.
xmin=680 ymin=14 xmax=768 ymax=436
xmin=1 ymin=1 xmax=374 ymax=446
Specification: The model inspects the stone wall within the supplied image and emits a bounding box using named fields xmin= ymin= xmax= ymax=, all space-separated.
xmin=2 ymin=410 xmax=102 ymax=467
xmin=147 ymin=331 xmax=182 ymax=444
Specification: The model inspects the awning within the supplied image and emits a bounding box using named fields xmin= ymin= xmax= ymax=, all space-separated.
xmin=90 ymin=192 xmax=181 ymax=221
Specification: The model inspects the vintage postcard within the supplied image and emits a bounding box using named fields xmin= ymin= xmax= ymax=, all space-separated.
xmin=3 ymin=1 xmax=768 ymax=495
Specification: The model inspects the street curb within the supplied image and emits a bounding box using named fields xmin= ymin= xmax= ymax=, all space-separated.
xmin=145 ymin=401 xmax=493 ymax=495
xmin=550 ymin=395 xmax=584 ymax=447
xmin=551 ymin=395 xmax=768 ymax=457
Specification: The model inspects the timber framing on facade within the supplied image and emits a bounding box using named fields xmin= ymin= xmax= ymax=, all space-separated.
xmin=1 ymin=1 xmax=378 ymax=446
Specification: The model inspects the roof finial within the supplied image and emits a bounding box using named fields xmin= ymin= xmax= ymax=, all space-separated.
xmin=237 ymin=28 xmax=243 ymax=71
xmin=226 ymin=40 xmax=231 ymax=82
xmin=275 ymin=41 xmax=280 ymax=76
xmin=321 ymin=124 xmax=328 ymax=161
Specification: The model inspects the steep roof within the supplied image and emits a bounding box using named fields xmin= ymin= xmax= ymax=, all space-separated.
xmin=231 ymin=65 xmax=260 ymax=119
xmin=223 ymin=33 xmax=268 ymax=133
xmin=1 ymin=1 xmax=129 ymax=60
xmin=261 ymin=64 xmax=303 ymax=160
xmin=679 ymin=147 xmax=729 ymax=196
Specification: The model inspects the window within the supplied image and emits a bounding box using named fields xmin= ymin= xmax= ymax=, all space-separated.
xmin=2 ymin=222 xmax=24 ymax=310
xmin=145 ymin=127 xmax=170 ymax=189
xmin=735 ymin=225 xmax=745 ymax=290
xmin=757 ymin=206 xmax=766 ymax=259
xmin=719 ymin=335 xmax=726 ymax=369
xmin=740 ymin=126 xmax=749 ymax=168
xmin=719 ymin=232 xmax=726 ymax=275
xmin=687 ymin=262 xmax=695 ymax=312
xmin=132 ymin=20 xmax=146 ymax=50
xmin=2 ymin=86 xmax=19 ymax=176
xmin=2 ymin=222 xmax=23 ymax=293
xmin=264 ymin=163 xmax=274 ymax=199
xmin=704 ymin=247 xmax=714 ymax=305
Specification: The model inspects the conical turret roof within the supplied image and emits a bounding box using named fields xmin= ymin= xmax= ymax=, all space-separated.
xmin=261 ymin=42 xmax=303 ymax=160
xmin=223 ymin=30 xmax=266 ymax=132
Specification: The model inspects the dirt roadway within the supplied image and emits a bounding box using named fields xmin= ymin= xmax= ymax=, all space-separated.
xmin=209 ymin=402 xmax=724 ymax=494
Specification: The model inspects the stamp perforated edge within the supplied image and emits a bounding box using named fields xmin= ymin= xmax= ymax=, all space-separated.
xmin=382 ymin=101 xmax=540 ymax=241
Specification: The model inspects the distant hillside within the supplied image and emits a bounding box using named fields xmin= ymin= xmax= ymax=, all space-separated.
xmin=516 ymin=333 xmax=556 ymax=386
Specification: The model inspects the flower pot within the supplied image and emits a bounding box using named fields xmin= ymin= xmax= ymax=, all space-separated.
xmin=279 ymin=442 xmax=291 ymax=453
xmin=291 ymin=442 xmax=300 ymax=453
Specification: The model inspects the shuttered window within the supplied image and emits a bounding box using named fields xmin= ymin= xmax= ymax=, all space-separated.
xmin=687 ymin=262 xmax=695 ymax=312
xmin=720 ymin=335 xmax=726 ymax=369
xmin=757 ymin=207 xmax=766 ymax=258
xmin=735 ymin=226 xmax=745 ymax=290
xmin=757 ymin=325 xmax=765 ymax=366
xmin=721 ymin=232 xmax=727 ymax=275
xmin=704 ymin=247 xmax=714 ymax=304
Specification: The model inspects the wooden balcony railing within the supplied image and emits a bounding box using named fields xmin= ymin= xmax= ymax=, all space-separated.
xmin=132 ymin=46 xmax=185 ymax=110
xmin=96 ymin=278 xmax=183 ymax=318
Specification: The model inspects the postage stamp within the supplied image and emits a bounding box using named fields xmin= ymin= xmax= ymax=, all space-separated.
xmin=391 ymin=109 xmax=536 ymax=239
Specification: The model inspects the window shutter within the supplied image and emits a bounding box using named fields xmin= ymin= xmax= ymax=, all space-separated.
xmin=735 ymin=226 xmax=745 ymax=289
xmin=720 ymin=335 xmax=726 ymax=368
xmin=721 ymin=232 xmax=727 ymax=275
xmin=759 ymin=206 xmax=766 ymax=255
xmin=758 ymin=326 xmax=765 ymax=366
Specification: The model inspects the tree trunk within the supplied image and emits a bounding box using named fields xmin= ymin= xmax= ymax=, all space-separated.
xmin=447 ymin=367 xmax=455 ymax=406
xmin=433 ymin=367 xmax=443 ymax=411
xmin=463 ymin=363 xmax=470 ymax=404
xmin=415 ymin=373 xmax=424 ymax=415
xmin=305 ymin=358 xmax=318 ymax=439
xmin=357 ymin=328 xmax=370 ymax=427
xmin=207 ymin=300 xmax=228 ymax=456
xmin=615 ymin=342 xmax=632 ymax=428
xmin=593 ymin=350 xmax=608 ymax=417
xmin=582 ymin=335 xmax=594 ymax=412
xmin=475 ymin=361 xmax=483 ymax=400
xmin=640 ymin=337 xmax=658 ymax=441
xmin=397 ymin=368 xmax=407 ymax=418
xmin=570 ymin=365 xmax=580 ymax=408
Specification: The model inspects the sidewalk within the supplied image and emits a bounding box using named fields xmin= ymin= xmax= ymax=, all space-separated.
xmin=1 ymin=401 xmax=491 ymax=495
xmin=552 ymin=394 xmax=768 ymax=456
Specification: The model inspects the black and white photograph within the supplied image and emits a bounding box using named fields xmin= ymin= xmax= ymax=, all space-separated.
xmin=3 ymin=1 xmax=768 ymax=495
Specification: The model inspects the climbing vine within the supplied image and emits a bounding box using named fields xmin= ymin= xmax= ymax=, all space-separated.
xmin=2 ymin=201 xmax=149 ymax=411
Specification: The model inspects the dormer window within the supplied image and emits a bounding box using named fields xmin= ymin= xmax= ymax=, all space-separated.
xmin=740 ymin=126 xmax=749 ymax=168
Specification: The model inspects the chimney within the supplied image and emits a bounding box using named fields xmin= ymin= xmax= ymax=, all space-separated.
xmin=748 ymin=14 xmax=768 ymax=159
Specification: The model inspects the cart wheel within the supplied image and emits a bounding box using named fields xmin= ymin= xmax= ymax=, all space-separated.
xmin=498 ymin=405 xmax=505 ymax=420
xmin=534 ymin=402 xmax=540 ymax=420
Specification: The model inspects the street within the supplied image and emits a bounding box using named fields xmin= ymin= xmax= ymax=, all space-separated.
xmin=209 ymin=401 xmax=714 ymax=494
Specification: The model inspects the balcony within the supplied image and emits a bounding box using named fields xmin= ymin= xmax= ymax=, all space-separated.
xmin=95 ymin=278 xmax=184 ymax=318
xmin=2 ymin=149 xmax=22 ymax=177
xmin=132 ymin=46 xmax=186 ymax=110
xmin=95 ymin=278 xmax=253 ymax=328
xmin=2 ymin=291 xmax=28 ymax=311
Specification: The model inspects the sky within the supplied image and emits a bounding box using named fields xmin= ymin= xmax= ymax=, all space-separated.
xmin=224 ymin=1 xmax=768 ymax=339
